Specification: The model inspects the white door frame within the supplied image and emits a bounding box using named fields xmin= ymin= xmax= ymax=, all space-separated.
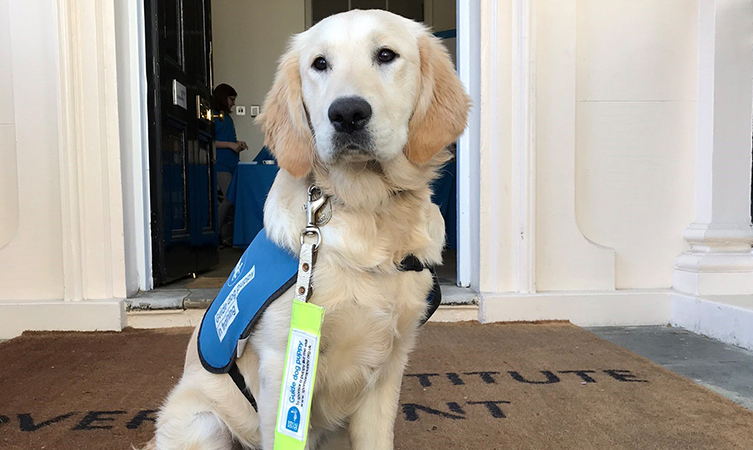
xmin=117 ymin=0 xmax=153 ymax=295
xmin=456 ymin=0 xmax=481 ymax=289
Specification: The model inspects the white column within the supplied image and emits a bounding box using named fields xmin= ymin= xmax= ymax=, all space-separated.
xmin=510 ymin=0 xmax=536 ymax=293
xmin=477 ymin=0 xmax=514 ymax=294
xmin=56 ymin=0 xmax=128 ymax=303
xmin=0 ymin=0 xmax=126 ymax=339
xmin=673 ymin=0 xmax=753 ymax=296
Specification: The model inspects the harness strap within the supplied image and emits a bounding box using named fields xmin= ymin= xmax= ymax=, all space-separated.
xmin=399 ymin=254 xmax=443 ymax=325
xmin=421 ymin=269 xmax=442 ymax=325
xmin=227 ymin=253 xmax=439 ymax=408
xmin=399 ymin=254 xmax=426 ymax=272
xmin=228 ymin=364 xmax=258 ymax=411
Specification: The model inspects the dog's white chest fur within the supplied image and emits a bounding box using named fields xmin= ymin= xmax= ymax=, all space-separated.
xmin=309 ymin=274 xmax=427 ymax=427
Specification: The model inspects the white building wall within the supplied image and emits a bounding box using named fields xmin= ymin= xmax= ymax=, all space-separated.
xmin=574 ymin=0 xmax=697 ymax=289
xmin=0 ymin=0 xmax=18 ymax=251
xmin=478 ymin=0 xmax=699 ymax=296
xmin=0 ymin=0 xmax=65 ymax=301
xmin=534 ymin=0 xmax=616 ymax=292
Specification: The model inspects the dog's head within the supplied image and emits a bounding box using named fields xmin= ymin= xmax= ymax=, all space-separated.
xmin=257 ymin=10 xmax=470 ymax=178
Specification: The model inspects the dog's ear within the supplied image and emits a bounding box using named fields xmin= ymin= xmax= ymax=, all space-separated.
xmin=406 ymin=34 xmax=471 ymax=165
xmin=256 ymin=46 xmax=314 ymax=177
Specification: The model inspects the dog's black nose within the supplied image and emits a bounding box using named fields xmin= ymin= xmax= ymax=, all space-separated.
xmin=328 ymin=97 xmax=372 ymax=134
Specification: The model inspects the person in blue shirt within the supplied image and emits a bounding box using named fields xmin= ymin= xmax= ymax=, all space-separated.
xmin=213 ymin=83 xmax=248 ymax=246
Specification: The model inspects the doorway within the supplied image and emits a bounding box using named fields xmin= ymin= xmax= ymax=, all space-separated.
xmin=141 ymin=0 xmax=467 ymax=291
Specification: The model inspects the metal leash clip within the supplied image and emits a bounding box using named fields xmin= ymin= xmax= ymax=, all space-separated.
xmin=300 ymin=185 xmax=327 ymax=250
xmin=295 ymin=185 xmax=328 ymax=302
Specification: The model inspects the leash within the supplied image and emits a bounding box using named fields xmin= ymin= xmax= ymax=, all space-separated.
xmin=275 ymin=187 xmax=329 ymax=448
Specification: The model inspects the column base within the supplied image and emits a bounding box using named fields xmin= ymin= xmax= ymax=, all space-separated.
xmin=673 ymin=262 xmax=753 ymax=295
xmin=673 ymin=223 xmax=753 ymax=295
xmin=479 ymin=290 xmax=671 ymax=326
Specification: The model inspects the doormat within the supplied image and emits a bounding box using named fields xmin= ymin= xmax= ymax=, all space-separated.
xmin=184 ymin=276 xmax=227 ymax=289
xmin=1 ymin=323 xmax=752 ymax=450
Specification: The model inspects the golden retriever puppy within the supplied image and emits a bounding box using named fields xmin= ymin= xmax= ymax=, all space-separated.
xmin=147 ymin=9 xmax=469 ymax=450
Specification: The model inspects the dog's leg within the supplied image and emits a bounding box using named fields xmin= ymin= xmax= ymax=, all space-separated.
xmin=304 ymin=428 xmax=326 ymax=450
xmin=256 ymin=349 xmax=287 ymax=449
xmin=316 ymin=427 xmax=351 ymax=450
xmin=256 ymin=354 xmax=331 ymax=450
xmin=155 ymin=410 xmax=235 ymax=450
xmin=347 ymin=357 xmax=406 ymax=450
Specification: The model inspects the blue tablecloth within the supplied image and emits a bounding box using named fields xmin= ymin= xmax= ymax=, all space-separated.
xmin=432 ymin=159 xmax=456 ymax=250
xmin=227 ymin=159 xmax=457 ymax=248
xmin=226 ymin=163 xmax=279 ymax=247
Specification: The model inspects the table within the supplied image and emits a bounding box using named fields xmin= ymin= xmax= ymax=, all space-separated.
xmin=226 ymin=163 xmax=279 ymax=247
xmin=431 ymin=158 xmax=457 ymax=249
xmin=226 ymin=160 xmax=457 ymax=248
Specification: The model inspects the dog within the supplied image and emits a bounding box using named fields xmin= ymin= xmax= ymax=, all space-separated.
xmin=146 ymin=9 xmax=470 ymax=450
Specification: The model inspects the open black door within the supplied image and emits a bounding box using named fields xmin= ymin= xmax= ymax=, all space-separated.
xmin=145 ymin=0 xmax=219 ymax=286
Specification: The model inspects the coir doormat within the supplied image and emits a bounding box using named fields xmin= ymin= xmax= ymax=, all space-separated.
xmin=1 ymin=323 xmax=752 ymax=450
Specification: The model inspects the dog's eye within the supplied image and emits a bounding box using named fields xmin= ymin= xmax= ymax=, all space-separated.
xmin=312 ymin=57 xmax=328 ymax=71
xmin=377 ymin=48 xmax=398 ymax=64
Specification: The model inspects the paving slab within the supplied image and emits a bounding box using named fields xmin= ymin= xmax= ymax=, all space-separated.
xmin=590 ymin=325 xmax=753 ymax=411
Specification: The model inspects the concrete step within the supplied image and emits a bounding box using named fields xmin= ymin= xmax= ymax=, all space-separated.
xmin=126 ymin=283 xmax=476 ymax=311
xmin=126 ymin=304 xmax=479 ymax=329
xmin=672 ymin=293 xmax=753 ymax=350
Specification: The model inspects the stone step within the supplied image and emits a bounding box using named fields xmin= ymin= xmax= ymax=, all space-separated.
xmin=672 ymin=293 xmax=753 ymax=350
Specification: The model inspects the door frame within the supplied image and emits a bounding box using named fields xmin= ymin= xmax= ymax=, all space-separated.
xmin=118 ymin=0 xmax=481 ymax=293
xmin=456 ymin=0 xmax=481 ymax=289
xmin=118 ymin=0 xmax=154 ymax=294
